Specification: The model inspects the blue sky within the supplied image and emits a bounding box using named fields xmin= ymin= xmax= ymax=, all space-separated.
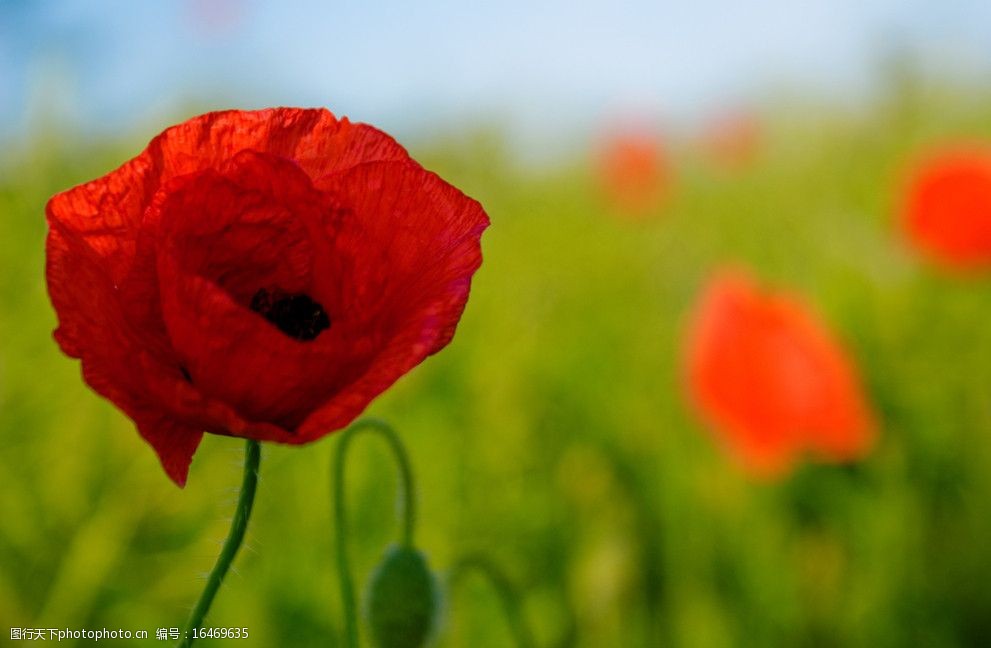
xmin=2 ymin=1 xmax=991 ymax=145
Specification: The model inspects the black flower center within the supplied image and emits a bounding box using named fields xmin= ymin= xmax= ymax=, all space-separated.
xmin=250 ymin=288 xmax=331 ymax=341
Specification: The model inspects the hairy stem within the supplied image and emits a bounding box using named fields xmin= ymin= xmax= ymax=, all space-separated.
xmin=178 ymin=439 xmax=260 ymax=648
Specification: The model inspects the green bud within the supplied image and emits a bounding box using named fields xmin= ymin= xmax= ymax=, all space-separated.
xmin=365 ymin=545 xmax=437 ymax=648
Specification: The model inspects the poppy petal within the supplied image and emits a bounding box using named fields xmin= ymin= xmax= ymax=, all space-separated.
xmin=45 ymin=109 xmax=488 ymax=483
xmin=684 ymin=270 xmax=875 ymax=477
xmin=47 ymin=108 xmax=408 ymax=285
xmin=296 ymin=160 xmax=489 ymax=439
xmin=148 ymin=154 xmax=353 ymax=432
xmin=46 ymin=225 xmax=204 ymax=485
xmin=903 ymin=147 xmax=991 ymax=269
xmin=598 ymin=128 xmax=669 ymax=217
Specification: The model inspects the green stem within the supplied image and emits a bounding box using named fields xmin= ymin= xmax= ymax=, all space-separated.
xmin=449 ymin=555 xmax=537 ymax=648
xmin=178 ymin=439 xmax=260 ymax=648
xmin=333 ymin=419 xmax=418 ymax=648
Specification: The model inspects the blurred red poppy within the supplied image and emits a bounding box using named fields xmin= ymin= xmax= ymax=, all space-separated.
xmin=46 ymin=108 xmax=489 ymax=485
xmin=597 ymin=128 xmax=669 ymax=217
xmin=902 ymin=146 xmax=991 ymax=270
xmin=683 ymin=270 xmax=876 ymax=477
xmin=700 ymin=111 xmax=761 ymax=170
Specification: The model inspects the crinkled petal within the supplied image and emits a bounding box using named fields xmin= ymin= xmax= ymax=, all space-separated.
xmin=46 ymin=224 xmax=203 ymax=485
xmin=45 ymin=109 xmax=486 ymax=481
xmin=46 ymin=108 xmax=409 ymax=285
xmin=146 ymin=153 xmax=371 ymax=432
xmin=296 ymin=160 xmax=489 ymax=440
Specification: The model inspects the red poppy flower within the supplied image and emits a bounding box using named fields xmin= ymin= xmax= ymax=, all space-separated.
xmin=46 ymin=108 xmax=489 ymax=486
xmin=683 ymin=270 xmax=876 ymax=477
xmin=597 ymin=128 xmax=669 ymax=217
xmin=700 ymin=111 xmax=761 ymax=170
xmin=901 ymin=146 xmax=991 ymax=270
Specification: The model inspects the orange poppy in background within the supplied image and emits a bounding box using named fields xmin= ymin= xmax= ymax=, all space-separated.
xmin=700 ymin=111 xmax=761 ymax=170
xmin=683 ymin=270 xmax=876 ymax=478
xmin=598 ymin=128 xmax=669 ymax=217
xmin=902 ymin=146 xmax=991 ymax=270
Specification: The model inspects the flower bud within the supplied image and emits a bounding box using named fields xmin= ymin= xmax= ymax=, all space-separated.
xmin=365 ymin=545 xmax=437 ymax=648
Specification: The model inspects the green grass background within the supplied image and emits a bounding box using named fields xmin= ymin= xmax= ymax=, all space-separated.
xmin=2 ymin=81 xmax=991 ymax=647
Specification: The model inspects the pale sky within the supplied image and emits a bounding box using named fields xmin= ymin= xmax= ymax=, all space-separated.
xmin=2 ymin=1 xmax=990 ymax=144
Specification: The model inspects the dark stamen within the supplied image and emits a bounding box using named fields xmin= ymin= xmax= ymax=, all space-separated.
xmin=250 ymin=288 xmax=331 ymax=341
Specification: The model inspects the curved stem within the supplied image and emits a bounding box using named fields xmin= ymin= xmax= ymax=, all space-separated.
xmin=448 ymin=555 xmax=536 ymax=648
xmin=178 ymin=439 xmax=260 ymax=648
xmin=333 ymin=419 xmax=418 ymax=648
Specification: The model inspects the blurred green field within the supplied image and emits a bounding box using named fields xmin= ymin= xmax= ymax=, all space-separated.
xmin=3 ymin=83 xmax=991 ymax=647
